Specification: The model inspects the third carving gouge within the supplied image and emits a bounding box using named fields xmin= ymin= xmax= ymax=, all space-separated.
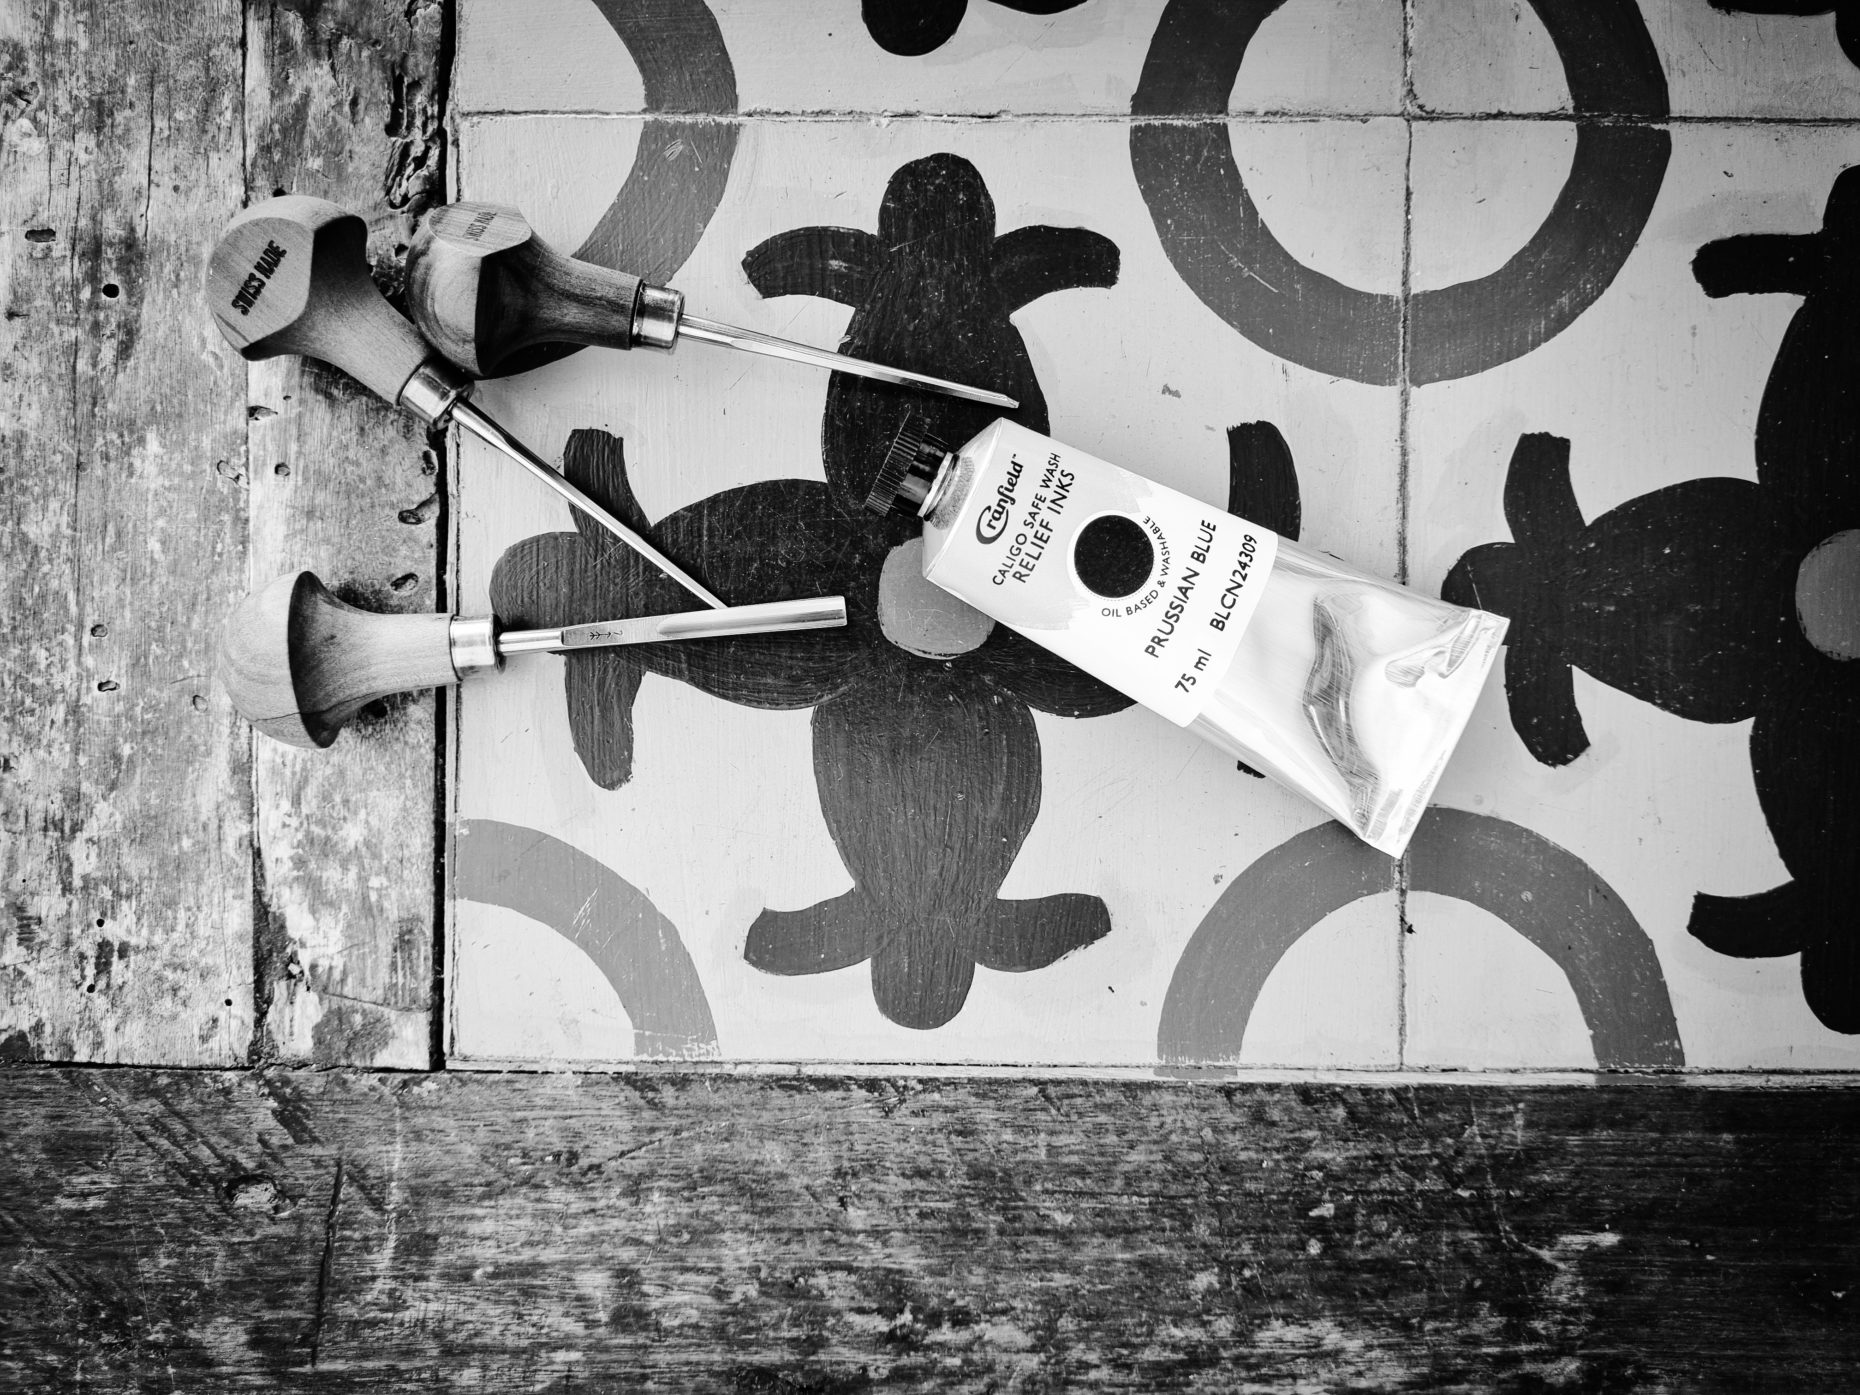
xmin=406 ymin=200 xmax=1019 ymax=407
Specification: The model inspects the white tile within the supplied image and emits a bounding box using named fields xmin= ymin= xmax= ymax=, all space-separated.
xmin=1415 ymin=0 xmax=1860 ymax=118
xmin=1403 ymin=893 xmax=1598 ymax=1070
xmin=1407 ymin=123 xmax=1860 ymax=1068
xmin=459 ymin=0 xmax=1403 ymax=116
xmin=449 ymin=114 xmax=1404 ymax=1068
xmin=1240 ymin=896 xmax=1401 ymax=1068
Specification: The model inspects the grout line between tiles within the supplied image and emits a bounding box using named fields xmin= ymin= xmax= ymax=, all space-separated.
xmin=454 ymin=107 xmax=1860 ymax=127
xmin=1396 ymin=0 xmax=1417 ymax=1071
xmin=427 ymin=0 xmax=458 ymax=1075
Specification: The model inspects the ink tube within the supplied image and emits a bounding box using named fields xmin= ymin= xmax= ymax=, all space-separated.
xmin=865 ymin=417 xmax=1508 ymax=858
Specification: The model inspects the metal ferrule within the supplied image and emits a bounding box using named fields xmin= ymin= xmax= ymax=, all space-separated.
xmin=399 ymin=360 xmax=473 ymax=428
xmin=448 ymin=615 xmax=502 ymax=675
xmin=915 ymin=453 xmax=958 ymax=518
xmin=634 ymin=284 xmax=683 ymax=350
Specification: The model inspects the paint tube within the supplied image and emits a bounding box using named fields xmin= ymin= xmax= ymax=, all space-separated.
xmin=865 ymin=416 xmax=1507 ymax=858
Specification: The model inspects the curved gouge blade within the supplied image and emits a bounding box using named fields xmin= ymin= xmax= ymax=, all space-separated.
xmin=497 ymin=596 xmax=848 ymax=655
xmin=407 ymin=201 xmax=1018 ymax=406
xmin=678 ymin=315 xmax=1018 ymax=409
xmin=555 ymin=595 xmax=849 ymax=649
xmin=209 ymin=197 xmax=726 ymax=612
xmin=447 ymin=399 xmax=726 ymax=610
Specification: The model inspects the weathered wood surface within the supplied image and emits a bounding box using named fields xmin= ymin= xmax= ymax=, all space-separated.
xmin=3 ymin=3 xmax=1858 ymax=1383
xmin=4 ymin=1068 xmax=1858 ymax=1391
xmin=241 ymin=0 xmax=446 ymax=1069
xmin=0 ymin=0 xmax=252 ymax=1064
xmin=0 ymin=0 xmax=443 ymax=1068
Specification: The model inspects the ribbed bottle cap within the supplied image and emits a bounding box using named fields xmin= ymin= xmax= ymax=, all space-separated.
xmin=865 ymin=415 xmax=952 ymax=517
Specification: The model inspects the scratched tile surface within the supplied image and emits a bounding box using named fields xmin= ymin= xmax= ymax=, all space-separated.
xmin=446 ymin=0 xmax=1860 ymax=1071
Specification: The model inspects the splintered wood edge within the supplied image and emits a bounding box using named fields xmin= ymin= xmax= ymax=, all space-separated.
xmin=240 ymin=0 xmax=446 ymax=1072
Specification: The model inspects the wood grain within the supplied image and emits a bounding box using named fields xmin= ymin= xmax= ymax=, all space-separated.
xmin=0 ymin=0 xmax=252 ymax=1065
xmin=4 ymin=1067 xmax=1857 ymax=1391
xmin=242 ymin=0 xmax=447 ymax=1068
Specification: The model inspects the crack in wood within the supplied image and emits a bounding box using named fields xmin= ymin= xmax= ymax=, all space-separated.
xmin=306 ymin=1152 xmax=344 ymax=1368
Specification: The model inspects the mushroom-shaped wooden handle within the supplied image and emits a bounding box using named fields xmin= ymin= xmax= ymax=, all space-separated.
xmin=205 ymin=195 xmax=435 ymax=406
xmin=217 ymin=571 xmax=459 ymax=748
xmin=406 ymin=201 xmax=654 ymax=376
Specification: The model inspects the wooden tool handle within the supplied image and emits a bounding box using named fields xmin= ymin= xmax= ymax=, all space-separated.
xmin=206 ymin=195 xmax=433 ymax=405
xmin=407 ymin=201 xmax=647 ymax=376
xmin=218 ymin=572 xmax=460 ymax=748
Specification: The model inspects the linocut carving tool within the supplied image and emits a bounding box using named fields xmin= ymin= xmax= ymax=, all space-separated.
xmin=218 ymin=570 xmax=848 ymax=749
xmin=405 ymin=200 xmax=1020 ymax=407
xmin=206 ymin=195 xmax=728 ymax=610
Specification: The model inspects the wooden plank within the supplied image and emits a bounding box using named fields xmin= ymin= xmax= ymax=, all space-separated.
xmin=3 ymin=1067 xmax=1858 ymax=1390
xmin=240 ymin=0 xmax=447 ymax=1068
xmin=0 ymin=1 xmax=251 ymax=1063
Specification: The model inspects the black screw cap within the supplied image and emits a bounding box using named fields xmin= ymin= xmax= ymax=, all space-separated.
xmin=865 ymin=414 xmax=952 ymax=517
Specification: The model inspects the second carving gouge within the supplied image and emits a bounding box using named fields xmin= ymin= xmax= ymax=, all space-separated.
xmin=206 ymin=195 xmax=730 ymax=610
xmin=406 ymin=200 xmax=1020 ymax=408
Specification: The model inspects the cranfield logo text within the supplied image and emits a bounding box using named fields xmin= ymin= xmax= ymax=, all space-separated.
xmin=974 ymin=454 xmax=1026 ymax=544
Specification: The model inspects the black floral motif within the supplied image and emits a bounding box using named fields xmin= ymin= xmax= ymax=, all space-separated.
xmin=1443 ymin=168 xmax=1860 ymax=1032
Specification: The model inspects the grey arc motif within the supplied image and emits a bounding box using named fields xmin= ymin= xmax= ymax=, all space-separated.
xmin=454 ymin=819 xmax=719 ymax=1059
xmin=484 ymin=0 xmax=739 ymax=377
xmin=1158 ymin=810 xmax=1684 ymax=1070
xmin=577 ymin=0 xmax=738 ymax=279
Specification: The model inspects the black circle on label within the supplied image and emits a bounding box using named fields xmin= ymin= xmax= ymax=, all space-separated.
xmin=1074 ymin=515 xmax=1155 ymax=598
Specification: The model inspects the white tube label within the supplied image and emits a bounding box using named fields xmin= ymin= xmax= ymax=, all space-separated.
xmin=922 ymin=421 xmax=1279 ymax=726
